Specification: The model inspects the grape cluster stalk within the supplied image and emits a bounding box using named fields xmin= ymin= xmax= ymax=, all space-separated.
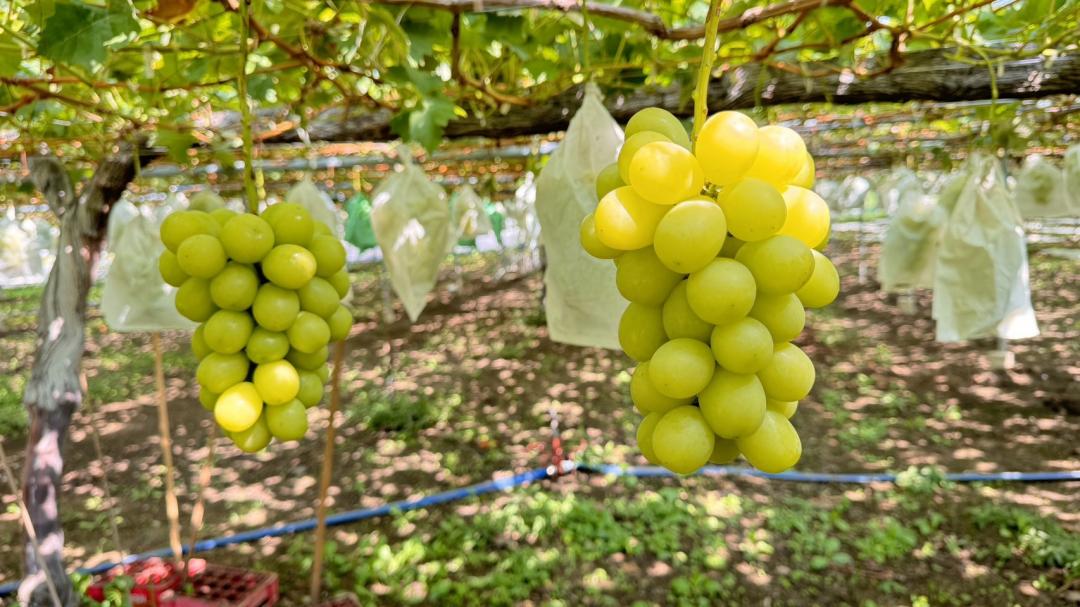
xmin=159 ymin=199 xmax=353 ymax=451
xmin=582 ymin=108 xmax=839 ymax=475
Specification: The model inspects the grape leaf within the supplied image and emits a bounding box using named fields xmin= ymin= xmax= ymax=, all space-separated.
xmin=154 ymin=130 xmax=197 ymax=164
xmin=39 ymin=0 xmax=139 ymax=72
xmin=0 ymin=43 xmax=22 ymax=77
xmin=390 ymin=95 xmax=457 ymax=152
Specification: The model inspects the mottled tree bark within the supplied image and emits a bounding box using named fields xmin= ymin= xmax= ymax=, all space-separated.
xmin=20 ymin=148 xmax=150 ymax=606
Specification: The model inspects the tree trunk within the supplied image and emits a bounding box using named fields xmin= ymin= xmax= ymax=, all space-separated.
xmin=263 ymin=49 xmax=1080 ymax=144
xmin=19 ymin=149 xmax=147 ymax=606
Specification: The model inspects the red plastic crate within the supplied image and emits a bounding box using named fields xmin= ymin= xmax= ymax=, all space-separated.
xmin=86 ymin=558 xmax=188 ymax=605
xmin=86 ymin=560 xmax=277 ymax=607
xmin=168 ymin=563 xmax=278 ymax=607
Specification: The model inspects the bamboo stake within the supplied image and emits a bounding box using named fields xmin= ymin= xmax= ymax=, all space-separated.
xmin=310 ymin=339 xmax=347 ymax=603
xmin=152 ymin=333 xmax=184 ymax=564
xmin=182 ymin=424 xmax=217 ymax=582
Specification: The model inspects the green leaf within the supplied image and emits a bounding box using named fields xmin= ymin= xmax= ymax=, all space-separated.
xmin=390 ymin=95 xmax=456 ymax=152
xmin=38 ymin=0 xmax=139 ymax=72
xmin=0 ymin=44 xmax=22 ymax=77
xmin=154 ymin=130 xmax=197 ymax=164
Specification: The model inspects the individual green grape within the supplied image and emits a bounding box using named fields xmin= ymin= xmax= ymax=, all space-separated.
xmin=579 ymin=213 xmax=621 ymax=260
xmin=266 ymin=399 xmax=308 ymax=441
xmin=160 ymin=210 xmax=218 ymax=253
xmin=287 ymin=311 xmax=331 ymax=354
xmin=252 ymin=283 xmax=300 ymax=332
xmin=628 ymin=142 xmax=705 ymax=205
xmin=736 ymin=410 xmax=802 ymax=473
xmin=652 ymin=198 xmax=727 ymax=273
xmin=595 ymin=163 xmax=625 ymax=200
xmin=757 ymin=342 xmax=815 ymax=401
xmin=618 ymin=131 xmax=671 ymax=183
xmin=221 ymin=214 xmax=275 ymax=264
xmin=327 ymin=305 xmax=353 ymax=342
xmin=188 ymin=191 xmax=225 ymax=212
xmin=749 ymin=293 xmax=805 ymax=343
xmin=648 ymin=338 xmax=715 ymax=399
xmin=214 ymin=382 xmax=263 ymax=433
xmin=796 ymin=250 xmax=839 ymax=308
xmin=198 ymin=388 xmax=218 ymax=412
xmin=637 ymin=412 xmax=664 ymax=465
xmin=197 ymin=351 xmax=250 ymax=395
xmin=253 ymin=359 xmax=300 ymax=406
xmin=744 ymin=125 xmax=808 ymax=187
xmin=694 ymin=111 xmax=760 ymax=186
xmin=230 ymin=414 xmax=272 ymax=453
xmin=261 ymin=244 xmax=317 ymax=290
xmin=296 ymin=371 xmax=324 ymax=408
xmin=652 ymin=406 xmax=715 ymax=475
xmin=175 ymin=278 xmax=218 ymax=322
xmin=625 ymin=107 xmax=691 ymax=149
xmin=246 ymin=327 xmax=290 ymax=364
xmin=209 ymin=262 xmax=259 ymax=311
xmin=778 ymin=186 xmax=830 ymax=248
xmin=615 ymin=247 xmax=683 ymax=306
xmin=265 ymin=202 xmax=314 ymax=246
xmin=710 ymin=317 xmax=774 ymax=374
xmin=618 ymin=303 xmax=667 ymax=362
xmin=210 ymin=208 xmax=238 ymax=227
xmin=328 ymin=269 xmax=351 ymax=299
xmin=309 ymin=234 xmax=346 ymax=278
xmin=685 ymin=259 xmax=756 ymax=325
xmin=709 ymin=438 xmax=740 ymax=464
xmin=766 ymin=398 xmax=798 ymax=419
xmin=661 ymin=281 xmax=712 ymax=342
xmin=594 ymin=186 xmax=668 ymax=251
xmin=176 ymin=234 xmax=227 ymax=279
xmin=158 ymin=250 xmax=188 ymax=287
xmin=203 ymin=309 xmax=254 ymax=354
xmin=735 ymin=235 xmax=815 ymax=295
xmin=287 ymin=345 xmax=329 ymax=371
xmin=719 ymin=235 xmax=744 ymax=258
xmin=630 ymin=361 xmax=692 ymax=414
xmin=298 ymin=277 xmax=340 ymax=318
xmin=191 ymin=324 xmax=211 ymax=360
xmin=698 ymin=370 xmax=767 ymax=439
xmin=716 ymin=179 xmax=786 ymax=242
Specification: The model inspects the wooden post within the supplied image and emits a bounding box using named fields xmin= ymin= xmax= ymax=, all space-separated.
xmin=152 ymin=333 xmax=184 ymax=563
xmin=310 ymin=340 xmax=347 ymax=603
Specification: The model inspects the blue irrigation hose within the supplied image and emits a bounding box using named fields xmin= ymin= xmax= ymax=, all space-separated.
xmin=1 ymin=461 xmax=1077 ymax=598
xmin=572 ymin=462 xmax=1080 ymax=484
xmin=0 ymin=465 xmax=558 ymax=598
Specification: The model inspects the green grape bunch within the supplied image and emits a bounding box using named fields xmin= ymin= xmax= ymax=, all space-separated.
xmin=583 ymin=108 xmax=840 ymax=476
xmin=159 ymin=199 xmax=353 ymax=452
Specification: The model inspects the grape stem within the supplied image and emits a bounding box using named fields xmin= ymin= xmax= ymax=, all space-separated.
xmin=692 ymin=0 xmax=724 ymax=140
xmin=237 ymin=0 xmax=258 ymax=213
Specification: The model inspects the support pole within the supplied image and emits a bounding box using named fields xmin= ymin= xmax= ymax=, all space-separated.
xmin=152 ymin=333 xmax=184 ymax=564
xmin=310 ymin=340 xmax=347 ymax=603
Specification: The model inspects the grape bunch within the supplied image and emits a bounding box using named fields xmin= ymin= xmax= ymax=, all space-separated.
xmin=158 ymin=201 xmax=353 ymax=452
xmin=581 ymin=108 xmax=839 ymax=475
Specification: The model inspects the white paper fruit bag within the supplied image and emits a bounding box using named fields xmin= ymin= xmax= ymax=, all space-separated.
xmin=535 ymin=83 xmax=627 ymax=349
xmin=370 ymin=154 xmax=453 ymax=322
